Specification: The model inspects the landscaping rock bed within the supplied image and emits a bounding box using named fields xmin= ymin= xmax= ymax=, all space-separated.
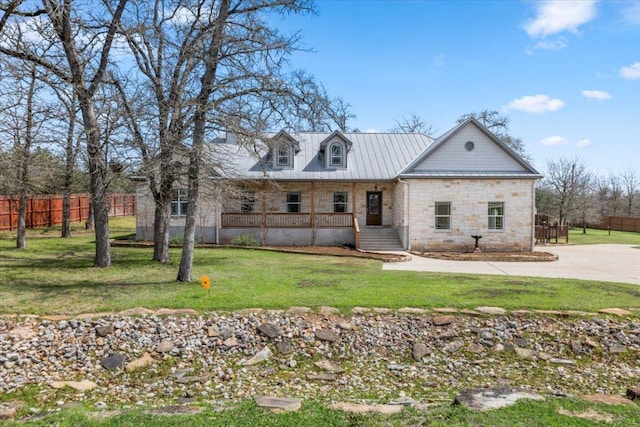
xmin=415 ymin=251 xmax=558 ymax=262
xmin=1 ymin=308 xmax=640 ymax=418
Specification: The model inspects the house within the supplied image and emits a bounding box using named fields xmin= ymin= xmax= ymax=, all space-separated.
xmin=134 ymin=117 xmax=542 ymax=251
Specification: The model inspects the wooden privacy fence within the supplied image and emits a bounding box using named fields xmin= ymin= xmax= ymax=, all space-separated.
xmin=535 ymin=222 xmax=569 ymax=244
xmin=0 ymin=194 xmax=135 ymax=231
xmin=589 ymin=216 xmax=640 ymax=233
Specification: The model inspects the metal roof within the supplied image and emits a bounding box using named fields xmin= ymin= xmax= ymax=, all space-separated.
xmin=217 ymin=132 xmax=434 ymax=181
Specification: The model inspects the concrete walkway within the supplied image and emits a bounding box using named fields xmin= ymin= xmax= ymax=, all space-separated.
xmin=382 ymin=244 xmax=640 ymax=285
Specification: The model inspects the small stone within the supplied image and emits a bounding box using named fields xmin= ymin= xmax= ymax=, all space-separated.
xmin=156 ymin=340 xmax=174 ymax=353
xmin=315 ymin=360 xmax=344 ymax=373
xmin=513 ymin=338 xmax=528 ymax=347
xmin=433 ymin=315 xmax=455 ymax=326
xmin=468 ymin=343 xmax=485 ymax=354
xmin=254 ymin=396 xmax=301 ymax=411
xmin=549 ymin=358 xmax=576 ymax=366
xmin=337 ymin=322 xmax=354 ymax=330
xmin=243 ymin=347 xmax=273 ymax=366
xmin=257 ymin=323 xmax=282 ymax=339
xmin=306 ymin=373 xmax=336 ymax=381
xmin=455 ymin=387 xmax=544 ymax=411
xmin=95 ymin=324 xmax=113 ymax=337
xmin=331 ymin=402 xmax=403 ymax=414
xmin=372 ymin=307 xmax=392 ymax=314
xmin=412 ymin=343 xmax=431 ymax=361
xmin=223 ymin=337 xmax=238 ymax=347
xmin=475 ymin=306 xmax=506 ymax=315
xmin=50 ymin=380 xmax=97 ymax=391
xmin=387 ymin=363 xmax=410 ymax=371
xmin=609 ymin=345 xmax=627 ymax=354
xmin=398 ymin=307 xmax=427 ymax=315
xmin=351 ymin=307 xmax=370 ymax=314
xmin=315 ymin=329 xmax=339 ymax=342
xmin=100 ymin=354 xmax=125 ymax=371
xmin=443 ymin=340 xmax=464 ymax=353
xmin=288 ymin=306 xmax=311 ymax=314
xmin=388 ymin=397 xmax=418 ymax=406
xmin=599 ymin=308 xmax=631 ymax=316
xmin=514 ymin=347 xmax=535 ymax=359
xmin=126 ymin=353 xmax=154 ymax=371
xmin=96 ymin=337 xmax=105 ymax=346
xmin=319 ymin=306 xmax=340 ymax=315
xmin=276 ymin=341 xmax=292 ymax=355
xmin=207 ymin=325 xmax=220 ymax=337
xmin=585 ymin=338 xmax=599 ymax=348
xmin=570 ymin=340 xmax=583 ymax=354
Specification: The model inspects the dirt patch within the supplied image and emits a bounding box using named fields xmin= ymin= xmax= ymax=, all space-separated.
xmin=415 ymin=251 xmax=558 ymax=262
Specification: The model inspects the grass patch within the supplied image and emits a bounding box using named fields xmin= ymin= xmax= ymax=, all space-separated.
xmin=1 ymin=217 xmax=640 ymax=314
xmin=568 ymin=228 xmax=640 ymax=245
xmin=5 ymin=398 xmax=640 ymax=426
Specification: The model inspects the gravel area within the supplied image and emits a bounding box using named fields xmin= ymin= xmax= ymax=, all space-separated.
xmin=2 ymin=308 xmax=640 ymax=412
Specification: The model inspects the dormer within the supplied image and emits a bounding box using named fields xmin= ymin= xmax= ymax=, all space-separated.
xmin=269 ymin=130 xmax=300 ymax=169
xmin=319 ymin=131 xmax=352 ymax=169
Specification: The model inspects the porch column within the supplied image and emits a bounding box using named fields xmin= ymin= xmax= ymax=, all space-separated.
xmin=310 ymin=181 xmax=315 ymax=229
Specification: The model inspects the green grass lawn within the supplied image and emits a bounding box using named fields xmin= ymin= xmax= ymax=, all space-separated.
xmin=1 ymin=218 xmax=640 ymax=315
xmin=568 ymin=227 xmax=640 ymax=245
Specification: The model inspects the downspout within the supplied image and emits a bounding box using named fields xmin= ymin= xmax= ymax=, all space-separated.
xmin=399 ymin=178 xmax=410 ymax=251
xmin=215 ymin=194 xmax=220 ymax=245
xmin=530 ymin=180 xmax=536 ymax=252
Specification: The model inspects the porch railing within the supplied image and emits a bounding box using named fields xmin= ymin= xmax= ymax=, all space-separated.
xmin=222 ymin=212 xmax=353 ymax=228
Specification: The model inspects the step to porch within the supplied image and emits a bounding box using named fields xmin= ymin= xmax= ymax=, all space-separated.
xmin=358 ymin=228 xmax=404 ymax=252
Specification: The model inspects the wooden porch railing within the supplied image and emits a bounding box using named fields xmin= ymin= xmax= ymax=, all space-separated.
xmin=353 ymin=217 xmax=360 ymax=249
xmin=222 ymin=212 xmax=353 ymax=228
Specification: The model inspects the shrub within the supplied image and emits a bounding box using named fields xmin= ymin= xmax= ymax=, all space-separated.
xmin=230 ymin=234 xmax=260 ymax=247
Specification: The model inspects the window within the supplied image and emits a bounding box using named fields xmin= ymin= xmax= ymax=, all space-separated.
xmin=435 ymin=202 xmax=451 ymax=230
xmin=240 ymin=192 xmax=255 ymax=213
xmin=287 ymin=192 xmax=301 ymax=213
xmin=333 ymin=192 xmax=348 ymax=213
xmin=488 ymin=202 xmax=504 ymax=230
xmin=330 ymin=142 xmax=343 ymax=166
xmin=277 ymin=143 xmax=290 ymax=167
xmin=171 ymin=189 xmax=188 ymax=217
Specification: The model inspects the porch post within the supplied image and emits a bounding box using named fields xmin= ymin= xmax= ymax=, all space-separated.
xmin=310 ymin=181 xmax=315 ymax=228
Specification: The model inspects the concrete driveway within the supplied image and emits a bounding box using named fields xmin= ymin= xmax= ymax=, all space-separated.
xmin=382 ymin=244 xmax=640 ymax=285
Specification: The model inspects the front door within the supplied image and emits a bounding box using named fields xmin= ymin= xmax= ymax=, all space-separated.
xmin=366 ymin=192 xmax=382 ymax=226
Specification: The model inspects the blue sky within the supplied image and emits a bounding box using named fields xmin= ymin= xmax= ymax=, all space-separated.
xmin=277 ymin=0 xmax=640 ymax=174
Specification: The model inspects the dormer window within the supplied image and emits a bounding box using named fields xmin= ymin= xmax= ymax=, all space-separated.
xmin=330 ymin=143 xmax=343 ymax=167
xmin=277 ymin=143 xmax=291 ymax=167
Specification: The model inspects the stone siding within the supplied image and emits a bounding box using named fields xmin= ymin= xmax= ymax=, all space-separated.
xmin=407 ymin=179 xmax=535 ymax=252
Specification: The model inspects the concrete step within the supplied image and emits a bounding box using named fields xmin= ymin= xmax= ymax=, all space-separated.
xmin=358 ymin=228 xmax=404 ymax=251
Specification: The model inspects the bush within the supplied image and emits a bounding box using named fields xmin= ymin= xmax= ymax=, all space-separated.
xmin=230 ymin=234 xmax=260 ymax=247
xmin=169 ymin=234 xmax=184 ymax=245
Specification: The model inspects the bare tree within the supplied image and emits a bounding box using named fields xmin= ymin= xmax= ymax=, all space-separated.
xmin=608 ymin=173 xmax=623 ymax=216
xmin=543 ymin=157 xmax=592 ymax=226
xmin=389 ymin=113 xmax=435 ymax=135
xmin=0 ymin=0 xmax=128 ymax=267
xmin=621 ymin=169 xmax=639 ymax=217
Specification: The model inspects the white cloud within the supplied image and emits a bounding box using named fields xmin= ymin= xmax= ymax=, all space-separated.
xmin=541 ymin=136 xmax=569 ymax=146
xmin=620 ymin=62 xmax=640 ymax=80
xmin=576 ymin=139 xmax=591 ymax=147
xmin=621 ymin=3 xmax=640 ymax=25
xmin=528 ymin=38 xmax=567 ymax=53
xmin=364 ymin=128 xmax=381 ymax=133
xmin=581 ymin=89 xmax=611 ymax=100
xmin=524 ymin=0 xmax=598 ymax=38
xmin=503 ymin=94 xmax=565 ymax=114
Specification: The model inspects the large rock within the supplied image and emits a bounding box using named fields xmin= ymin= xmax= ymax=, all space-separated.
xmin=95 ymin=324 xmax=113 ymax=337
xmin=598 ymin=308 xmax=631 ymax=316
xmin=475 ymin=306 xmax=507 ymax=315
xmin=100 ymin=354 xmax=125 ymax=371
xmin=412 ymin=343 xmax=431 ymax=361
xmin=315 ymin=360 xmax=344 ymax=373
xmin=125 ymin=353 xmax=154 ymax=371
xmin=580 ymin=395 xmax=636 ymax=406
xmin=331 ymin=402 xmax=403 ymax=414
xmin=254 ymin=396 xmax=301 ymax=411
xmin=243 ymin=347 xmax=272 ymax=366
xmin=257 ymin=323 xmax=281 ymax=339
xmin=156 ymin=340 xmax=174 ymax=353
xmin=432 ymin=315 xmax=455 ymax=326
xmin=51 ymin=380 xmax=98 ymax=391
xmin=315 ymin=329 xmax=339 ymax=342
xmin=455 ymin=387 xmax=544 ymax=411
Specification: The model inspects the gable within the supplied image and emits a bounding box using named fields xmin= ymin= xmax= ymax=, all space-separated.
xmin=401 ymin=119 xmax=540 ymax=178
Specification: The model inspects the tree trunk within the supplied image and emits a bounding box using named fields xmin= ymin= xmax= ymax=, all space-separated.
xmin=16 ymin=68 xmax=36 ymax=249
xmin=177 ymin=153 xmax=199 ymax=282
xmin=153 ymin=195 xmax=171 ymax=263
xmin=85 ymin=201 xmax=94 ymax=230
xmin=61 ymin=104 xmax=76 ymax=238
xmin=16 ymin=193 xmax=26 ymax=249
xmin=61 ymin=191 xmax=71 ymax=238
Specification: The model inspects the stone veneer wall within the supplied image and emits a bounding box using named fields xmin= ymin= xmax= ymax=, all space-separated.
xmin=407 ymin=178 xmax=536 ymax=252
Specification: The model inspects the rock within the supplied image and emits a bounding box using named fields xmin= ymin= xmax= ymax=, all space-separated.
xmin=0 ymin=401 xmax=22 ymax=420
xmin=119 ymin=307 xmax=154 ymax=316
xmin=257 ymin=323 xmax=281 ymax=339
xmin=337 ymin=322 xmax=354 ymax=330
xmin=468 ymin=343 xmax=485 ymax=354
xmin=549 ymin=358 xmax=576 ymax=365
xmin=315 ymin=360 xmax=344 ymax=373
xmin=514 ymin=347 xmax=535 ymax=359
xmin=627 ymin=386 xmax=640 ymax=401
xmin=388 ymin=396 xmax=418 ymax=406
xmin=146 ymin=405 xmax=205 ymax=416
xmin=570 ymin=340 xmax=583 ymax=354
xmin=100 ymin=354 xmax=125 ymax=371
xmin=243 ymin=347 xmax=272 ymax=366
xmin=95 ymin=324 xmax=113 ymax=337
xmin=443 ymin=340 xmax=464 ymax=353
xmin=387 ymin=363 xmax=410 ymax=371
xmin=175 ymin=375 xmax=208 ymax=384
xmin=513 ymin=338 xmax=528 ymax=347
xmin=585 ymin=338 xmax=599 ymax=348
xmin=433 ymin=315 xmax=455 ymax=326
xmin=351 ymin=307 xmax=370 ymax=314
xmin=331 ymin=402 xmax=403 ymax=414
xmin=412 ymin=343 xmax=431 ymax=361
xmin=223 ymin=337 xmax=238 ymax=347
xmin=433 ymin=307 xmax=458 ymax=313
xmin=125 ymin=353 xmax=154 ymax=371
xmin=96 ymin=337 xmax=105 ymax=346
xmin=398 ymin=307 xmax=427 ymax=315
xmin=156 ymin=340 xmax=174 ymax=353
xmin=454 ymin=387 xmax=544 ymax=411
xmin=315 ymin=329 xmax=339 ymax=342
xmin=475 ymin=306 xmax=506 ymax=315
xmin=51 ymin=380 xmax=97 ymax=391
xmin=288 ymin=306 xmax=311 ymax=314
xmin=154 ymin=308 xmax=198 ymax=316
xmin=599 ymin=308 xmax=631 ymax=316
xmin=207 ymin=325 xmax=220 ymax=337
xmin=372 ymin=307 xmax=392 ymax=314
xmin=580 ymin=395 xmax=636 ymax=406
xmin=319 ymin=306 xmax=340 ymax=315
xmin=276 ymin=341 xmax=292 ymax=355
xmin=306 ymin=373 xmax=336 ymax=381
xmin=556 ymin=408 xmax=613 ymax=423
xmin=609 ymin=345 xmax=627 ymax=354
xmin=254 ymin=396 xmax=301 ymax=411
